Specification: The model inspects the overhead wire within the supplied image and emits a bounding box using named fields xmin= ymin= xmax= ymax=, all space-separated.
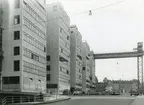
xmin=2 ymin=0 xmax=125 ymax=31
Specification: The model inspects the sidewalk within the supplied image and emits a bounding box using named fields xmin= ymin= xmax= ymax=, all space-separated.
xmin=8 ymin=95 xmax=71 ymax=105
xmin=131 ymin=95 xmax=144 ymax=105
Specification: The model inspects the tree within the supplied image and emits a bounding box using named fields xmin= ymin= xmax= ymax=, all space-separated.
xmin=103 ymin=77 xmax=109 ymax=83
xmin=95 ymin=76 xmax=98 ymax=83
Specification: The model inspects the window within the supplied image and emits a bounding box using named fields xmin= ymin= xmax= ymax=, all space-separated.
xmin=9 ymin=76 xmax=20 ymax=84
xmin=14 ymin=31 xmax=20 ymax=40
xmin=3 ymin=77 xmax=9 ymax=84
xmin=47 ymin=55 xmax=50 ymax=61
xmin=29 ymin=78 xmax=33 ymax=81
xmin=44 ymin=47 xmax=46 ymax=52
xmin=3 ymin=76 xmax=20 ymax=84
xmin=14 ymin=46 xmax=20 ymax=55
xmin=15 ymin=0 xmax=20 ymax=8
xmin=60 ymin=67 xmax=62 ymax=71
xmin=14 ymin=60 xmax=20 ymax=71
xmin=67 ymin=36 xmax=69 ymax=40
xmin=47 ymin=65 xmax=50 ymax=71
xmin=47 ymin=74 xmax=50 ymax=81
xmin=66 ymin=70 xmax=69 ymax=74
xmin=14 ymin=15 xmax=20 ymax=24
xmin=60 ymin=48 xmax=63 ymax=53
xmin=83 ymin=67 xmax=85 ymax=71
xmin=31 ymin=53 xmax=39 ymax=61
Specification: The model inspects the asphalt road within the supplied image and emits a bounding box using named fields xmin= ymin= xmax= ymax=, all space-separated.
xmin=43 ymin=96 xmax=135 ymax=105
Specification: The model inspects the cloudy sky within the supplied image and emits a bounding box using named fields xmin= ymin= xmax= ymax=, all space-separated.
xmin=46 ymin=0 xmax=144 ymax=82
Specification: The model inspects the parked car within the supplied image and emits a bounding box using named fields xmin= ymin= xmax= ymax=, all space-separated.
xmin=73 ymin=91 xmax=82 ymax=95
xmin=63 ymin=89 xmax=70 ymax=95
xmin=130 ymin=91 xmax=139 ymax=96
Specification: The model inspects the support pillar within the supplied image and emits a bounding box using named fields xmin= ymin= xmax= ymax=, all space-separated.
xmin=137 ymin=56 xmax=143 ymax=89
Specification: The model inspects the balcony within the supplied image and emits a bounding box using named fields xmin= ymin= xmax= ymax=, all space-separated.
xmin=76 ymin=83 xmax=82 ymax=87
xmin=59 ymin=56 xmax=68 ymax=62
xmin=86 ymin=79 xmax=90 ymax=83
xmin=86 ymin=56 xmax=89 ymax=60
xmin=77 ymin=55 xmax=82 ymax=60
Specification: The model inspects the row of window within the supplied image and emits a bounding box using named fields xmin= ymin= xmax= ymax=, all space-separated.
xmin=23 ymin=17 xmax=45 ymax=39
xmin=76 ymin=82 xmax=82 ymax=87
xmin=23 ymin=61 xmax=46 ymax=77
xmin=23 ymin=32 xmax=46 ymax=52
xmin=77 ymin=69 xmax=82 ymax=73
xmin=3 ymin=76 xmax=20 ymax=84
xmin=23 ymin=47 xmax=46 ymax=64
xmin=59 ymin=78 xmax=70 ymax=84
xmin=59 ymin=66 xmax=70 ymax=75
xmin=76 ymin=46 xmax=82 ymax=54
xmin=76 ymin=60 xmax=82 ymax=66
xmin=23 ymin=1 xmax=45 ymax=28
xmin=59 ymin=38 xmax=70 ymax=49
xmin=59 ymin=47 xmax=70 ymax=59
xmin=59 ymin=27 xmax=70 ymax=40
xmin=76 ymin=74 xmax=82 ymax=80
xmin=30 ymin=0 xmax=45 ymax=15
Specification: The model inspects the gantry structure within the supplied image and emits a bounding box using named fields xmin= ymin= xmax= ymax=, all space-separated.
xmin=93 ymin=42 xmax=143 ymax=89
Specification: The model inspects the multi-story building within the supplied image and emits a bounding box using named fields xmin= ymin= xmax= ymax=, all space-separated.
xmin=82 ymin=41 xmax=91 ymax=92
xmin=1 ymin=0 xmax=47 ymax=94
xmin=90 ymin=51 xmax=95 ymax=88
xmin=70 ymin=25 xmax=82 ymax=92
xmin=45 ymin=2 xmax=70 ymax=94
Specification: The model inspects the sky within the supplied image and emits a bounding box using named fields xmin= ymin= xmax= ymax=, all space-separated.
xmin=46 ymin=0 xmax=144 ymax=82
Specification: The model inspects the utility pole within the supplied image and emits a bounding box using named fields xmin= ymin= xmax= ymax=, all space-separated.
xmin=0 ymin=0 xmax=3 ymax=91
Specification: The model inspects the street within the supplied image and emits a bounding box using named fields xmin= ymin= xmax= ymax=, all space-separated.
xmin=41 ymin=96 xmax=135 ymax=105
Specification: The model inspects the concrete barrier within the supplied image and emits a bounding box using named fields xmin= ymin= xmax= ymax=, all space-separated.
xmin=131 ymin=96 xmax=144 ymax=105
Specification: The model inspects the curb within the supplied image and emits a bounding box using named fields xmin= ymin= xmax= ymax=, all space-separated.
xmin=37 ymin=97 xmax=71 ymax=105
xmin=8 ymin=97 xmax=71 ymax=105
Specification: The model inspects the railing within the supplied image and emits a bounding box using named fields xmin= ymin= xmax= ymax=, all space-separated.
xmin=1 ymin=95 xmax=43 ymax=105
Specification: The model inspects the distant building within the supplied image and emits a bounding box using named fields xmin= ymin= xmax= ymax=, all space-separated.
xmin=82 ymin=41 xmax=91 ymax=92
xmin=70 ymin=25 xmax=83 ymax=91
xmin=1 ymin=0 xmax=47 ymax=94
xmin=45 ymin=2 xmax=70 ymax=94
xmin=90 ymin=51 xmax=95 ymax=88
xmin=108 ymin=80 xmax=138 ymax=94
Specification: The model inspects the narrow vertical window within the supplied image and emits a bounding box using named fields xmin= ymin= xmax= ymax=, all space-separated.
xmin=14 ymin=31 xmax=20 ymax=40
xmin=14 ymin=46 xmax=20 ymax=55
xmin=14 ymin=60 xmax=20 ymax=71
xmin=14 ymin=15 xmax=20 ymax=25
